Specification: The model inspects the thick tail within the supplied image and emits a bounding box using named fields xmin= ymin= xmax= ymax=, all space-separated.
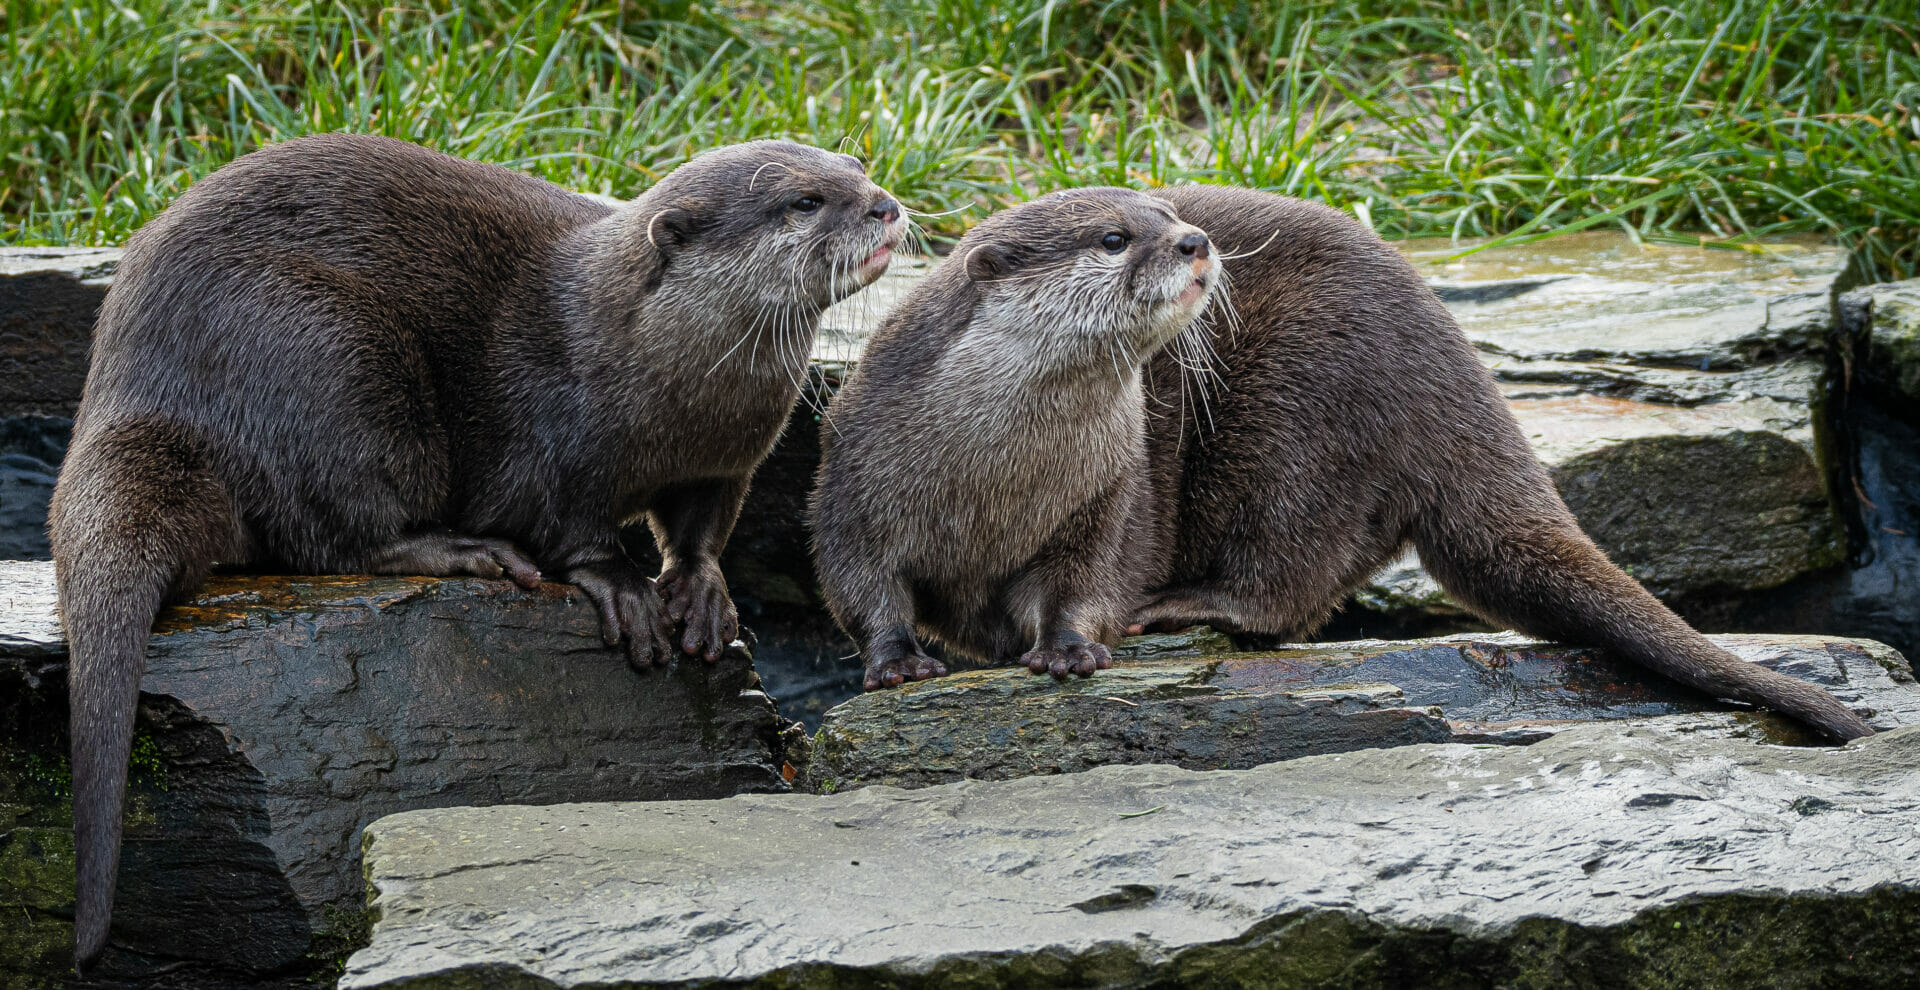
xmin=1414 ymin=480 xmax=1874 ymax=743
xmin=48 ymin=419 xmax=236 ymax=971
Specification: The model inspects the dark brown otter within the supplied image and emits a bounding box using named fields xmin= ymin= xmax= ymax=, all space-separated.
xmin=1128 ymin=184 xmax=1872 ymax=743
xmin=811 ymin=187 xmax=1217 ymax=691
xmin=49 ymin=133 xmax=905 ymax=968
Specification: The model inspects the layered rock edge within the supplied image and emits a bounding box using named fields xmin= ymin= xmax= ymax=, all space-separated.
xmin=344 ymin=722 xmax=1920 ymax=989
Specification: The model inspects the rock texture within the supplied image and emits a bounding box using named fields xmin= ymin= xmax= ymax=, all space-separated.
xmin=1841 ymin=278 xmax=1920 ymax=405
xmin=0 ymin=247 xmax=119 ymax=418
xmin=1366 ymin=234 xmax=1853 ymax=614
xmin=1404 ymin=232 xmax=1846 ymax=368
xmin=0 ymin=414 xmax=69 ymax=560
xmin=0 ymin=560 xmax=794 ymax=986
xmin=808 ymin=632 xmax=1920 ymax=792
xmin=343 ymin=722 xmax=1920 ymax=989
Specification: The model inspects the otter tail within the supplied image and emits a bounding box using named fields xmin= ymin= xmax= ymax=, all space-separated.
xmin=49 ymin=419 xmax=236 ymax=971
xmin=1413 ymin=478 xmax=1873 ymax=743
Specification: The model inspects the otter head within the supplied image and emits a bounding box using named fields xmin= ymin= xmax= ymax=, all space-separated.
xmin=634 ymin=140 xmax=905 ymax=314
xmin=955 ymin=187 xmax=1217 ymax=369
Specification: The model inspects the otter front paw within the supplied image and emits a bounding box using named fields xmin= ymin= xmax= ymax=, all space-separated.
xmin=1023 ymin=639 xmax=1113 ymax=680
xmin=657 ymin=563 xmax=739 ymax=662
xmin=864 ymin=649 xmax=947 ymax=692
xmin=568 ymin=564 xmax=676 ymax=669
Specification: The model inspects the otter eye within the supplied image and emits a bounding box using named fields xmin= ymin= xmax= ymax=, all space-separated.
xmin=790 ymin=195 xmax=823 ymax=213
xmin=1100 ymin=231 xmax=1129 ymax=253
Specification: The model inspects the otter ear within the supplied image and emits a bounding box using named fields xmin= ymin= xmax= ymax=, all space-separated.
xmin=643 ymin=203 xmax=700 ymax=259
xmin=965 ymin=244 xmax=1016 ymax=282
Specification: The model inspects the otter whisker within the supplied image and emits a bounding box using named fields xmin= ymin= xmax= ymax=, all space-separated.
xmin=706 ymin=306 xmax=772 ymax=377
xmin=748 ymin=161 xmax=793 ymax=192
xmin=972 ymin=260 xmax=1081 ymax=285
xmin=1215 ymin=228 xmax=1281 ymax=262
xmin=904 ymin=203 xmax=973 ymax=219
xmin=646 ymin=209 xmax=676 ymax=251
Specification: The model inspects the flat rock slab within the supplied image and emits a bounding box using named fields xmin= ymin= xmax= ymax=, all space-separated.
xmin=1405 ymin=232 xmax=1845 ymax=368
xmin=1359 ymin=360 xmax=1842 ymax=611
xmin=0 ymin=560 xmax=793 ymax=985
xmin=344 ymin=722 xmax=1920 ymax=989
xmin=809 ymin=632 xmax=1920 ymax=792
xmin=1391 ymin=235 xmax=1849 ymax=603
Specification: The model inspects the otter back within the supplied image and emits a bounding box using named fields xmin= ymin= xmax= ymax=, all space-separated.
xmin=1131 ymin=184 xmax=1871 ymax=743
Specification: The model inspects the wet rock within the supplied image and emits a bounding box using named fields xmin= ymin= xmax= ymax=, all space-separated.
xmin=0 ymin=248 xmax=119 ymax=418
xmin=0 ymin=560 xmax=792 ymax=986
xmin=806 ymin=662 xmax=1452 ymax=795
xmin=1505 ymin=361 xmax=1842 ymax=596
xmin=807 ymin=632 xmax=1919 ymax=792
xmin=0 ymin=415 xmax=70 ymax=560
xmin=342 ymin=722 xmax=1920 ymax=990
xmin=1841 ymin=278 xmax=1920 ymax=405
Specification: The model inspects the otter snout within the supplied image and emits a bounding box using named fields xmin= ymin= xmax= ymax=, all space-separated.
xmin=1166 ymin=224 xmax=1218 ymax=309
xmin=858 ymin=190 xmax=907 ymax=279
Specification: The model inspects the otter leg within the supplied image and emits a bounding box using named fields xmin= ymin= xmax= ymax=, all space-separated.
xmin=647 ymin=478 xmax=747 ymax=662
xmin=1010 ymin=483 xmax=1132 ymax=681
xmin=863 ymin=623 xmax=948 ymax=691
xmin=1021 ymin=627 xmax=1113 ymax=680
xmin=815 ymin=555 xmax=946 ymax=690
xmin=1126 ymin=585 xmax=1253 ymax=636
xmin=368 ymin=532 xmax=542 ymax=588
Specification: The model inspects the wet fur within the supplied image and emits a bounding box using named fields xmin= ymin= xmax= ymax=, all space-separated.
xmin=1133 ymin=185 xmax=1872 ymax=743
xmin=812 ymin=188 xmax=1215 ymax=689
xmin=49 ymin=133 xmax=902 ymax=969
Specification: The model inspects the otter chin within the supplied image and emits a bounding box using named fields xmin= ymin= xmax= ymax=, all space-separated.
xmin=812 ymin=186 xmax=1214 ymax=692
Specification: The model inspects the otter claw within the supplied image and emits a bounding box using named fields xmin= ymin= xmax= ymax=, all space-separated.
xmin=568 ymin=564 xmax=675 ymax=669
xmin=863 ymin=653 xmax=947 ymax=692
xmin=657 ymin=565 xmax=739 ymax=663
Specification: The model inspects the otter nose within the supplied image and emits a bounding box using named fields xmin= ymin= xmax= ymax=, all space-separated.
xmin=1176 ymin=232 xmax=1211 ymax=260
xmin=869 ymin=199 xmax=902 ymax=224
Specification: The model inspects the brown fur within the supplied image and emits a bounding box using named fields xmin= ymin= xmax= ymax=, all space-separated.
xmin=49 ymin=133 xmax=904 ymax=969
xmin=811 ymin=187 xmax=1216 ymax=690
xmin=1131 ymin=185 xmax=1872 ymax=743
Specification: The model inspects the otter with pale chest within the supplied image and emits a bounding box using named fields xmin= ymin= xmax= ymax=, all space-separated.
xmin=811 ymin=187 xmax=1216 ymax=690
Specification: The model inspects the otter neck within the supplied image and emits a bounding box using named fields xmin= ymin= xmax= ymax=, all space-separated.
xmin=951 ymin=310 xmax=1165 ymax=394
xmin=561 ymin=213 xmax=826 ymax=386
xmin=931 ymin=313 xmax=1152 ymax=426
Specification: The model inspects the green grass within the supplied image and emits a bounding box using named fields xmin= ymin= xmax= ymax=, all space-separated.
xmin=3 ymin=0 xmax=1917 ymax=276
